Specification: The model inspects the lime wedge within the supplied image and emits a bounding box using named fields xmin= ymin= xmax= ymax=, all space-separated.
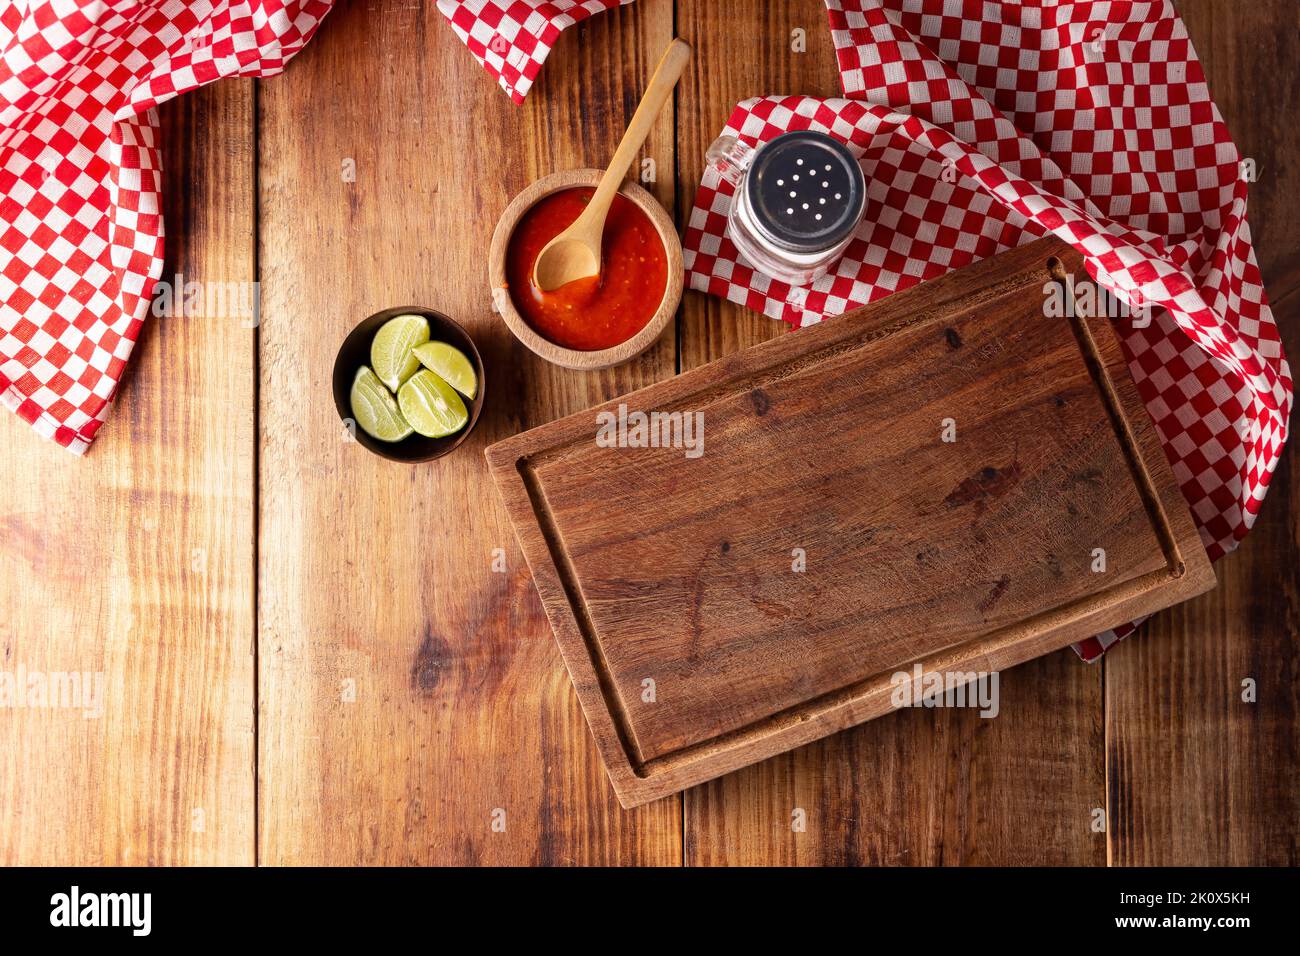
xmin=350 ymin=366 xmax=414 ymax=442
xmin=412 ymin=341 xmax=478 ymax=399
xmin=398 ymin=369 xmax=469 ymax=438
xmin=370 ymin=313 xmax=430 ymax=391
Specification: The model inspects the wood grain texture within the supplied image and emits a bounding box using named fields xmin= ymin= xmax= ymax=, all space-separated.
xmin=490 ymin=238 xmax=1213 ymax=807
xmin=0 ymin=82 xmax=257 ymax=865
xmin=256 ymin=0 xmax=681 ymax=864
xmin=677 ymin=0 xmax=1107 ymax=864
xmin=1105 ymin=0 xmax=1300 ymax=866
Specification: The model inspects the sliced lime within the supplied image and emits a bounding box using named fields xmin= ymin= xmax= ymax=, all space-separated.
xmin=412 ymin=341 xmax=478 ymax=399
xmin=370 ymin=313 xmax=430 ymax=391
xmin=397 ymin=369 xmax=469 ymax=438
xmin=350 ymin=366 xmax=414 ymax=442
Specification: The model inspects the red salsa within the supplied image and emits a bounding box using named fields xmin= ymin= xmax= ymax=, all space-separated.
xmin=505 ymin=187 xmax=668 ymax=351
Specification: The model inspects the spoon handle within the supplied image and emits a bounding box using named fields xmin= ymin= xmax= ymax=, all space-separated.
xmin=580 ymin=38 xmax=691 ymax=229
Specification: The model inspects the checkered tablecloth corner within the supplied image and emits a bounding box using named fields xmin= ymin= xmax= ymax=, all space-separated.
xmin=684 ymin=0 xmax=1292 ymax=659
xmin=1 ymin=0 xmax=334 ymax=454
xmin=435 ymin=0 xmax=631 ymax=104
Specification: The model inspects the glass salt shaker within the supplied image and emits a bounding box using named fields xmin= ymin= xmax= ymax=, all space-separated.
xmin=705 ymin=130 xmax=866 ymax=286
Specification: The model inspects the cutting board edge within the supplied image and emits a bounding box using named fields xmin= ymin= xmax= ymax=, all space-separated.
xmin=1066 ymin=257 xmax=1217 ymax=613
xmin=486 ymin=448 xmax=651 ymax=783
xmin=605 ymin=556 xmax=1215 ymax=809
xmin=484 ymin=440 xmax=1213 ymax=809
xmin=486 ymin=385 xmax=1216 ymax=812
xmin=484 ymin=236 xmax=1084 ymax=471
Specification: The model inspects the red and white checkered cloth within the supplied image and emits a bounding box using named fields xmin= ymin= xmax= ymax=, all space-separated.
xmin=683 ymin=0 xmax=1292 ymax=660
xmin=436 ymin=0 xmax=630 ymax=104
xmin=0 ymin=0 xmax=332 ymax=453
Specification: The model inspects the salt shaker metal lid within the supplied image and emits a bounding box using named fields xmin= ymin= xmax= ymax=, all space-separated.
xmin=742 ymin=130 xmax=865 ymax=253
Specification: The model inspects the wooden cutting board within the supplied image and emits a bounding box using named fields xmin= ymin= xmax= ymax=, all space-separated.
xmin=486 ymin=237 xmax=1215 ymax=808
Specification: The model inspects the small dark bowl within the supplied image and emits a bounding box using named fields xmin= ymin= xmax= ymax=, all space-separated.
xmin=332 ymin=306 xmax=486 ymax=463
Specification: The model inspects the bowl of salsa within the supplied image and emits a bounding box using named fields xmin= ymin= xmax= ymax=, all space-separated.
xmin=489 ymin=169 xmax=683 ymax=370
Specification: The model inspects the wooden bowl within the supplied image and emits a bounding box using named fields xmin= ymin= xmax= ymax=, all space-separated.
xmin=331 ymin=306 xmax=486 ymax=463
xmin=488 ymin=169 xmax=684 ymax=370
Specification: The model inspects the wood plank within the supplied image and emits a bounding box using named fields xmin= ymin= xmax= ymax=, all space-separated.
xmin=1106 ymin=0 xmax=1300 ymax=866
xmin=490 ymin=237 xmax=1213 ymax=807
xmin=677 ymin=0 xmax=1107 ymax=864
xmin=256 ymin=0 xmax=681 ymax=864
xmin=0 ymin=82 xmax=257 ymax=865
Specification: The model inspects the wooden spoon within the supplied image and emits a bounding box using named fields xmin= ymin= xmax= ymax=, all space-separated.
xmin=532 ymin=38 xmax=691 ymax=292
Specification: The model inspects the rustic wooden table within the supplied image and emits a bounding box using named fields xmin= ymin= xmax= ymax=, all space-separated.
xmin=0 ymin=0 xmax=1294 ymax=866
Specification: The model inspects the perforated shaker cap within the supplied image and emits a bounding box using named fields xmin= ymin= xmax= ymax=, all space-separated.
xmin=744 ymin=130 xmax=865 ymax=254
